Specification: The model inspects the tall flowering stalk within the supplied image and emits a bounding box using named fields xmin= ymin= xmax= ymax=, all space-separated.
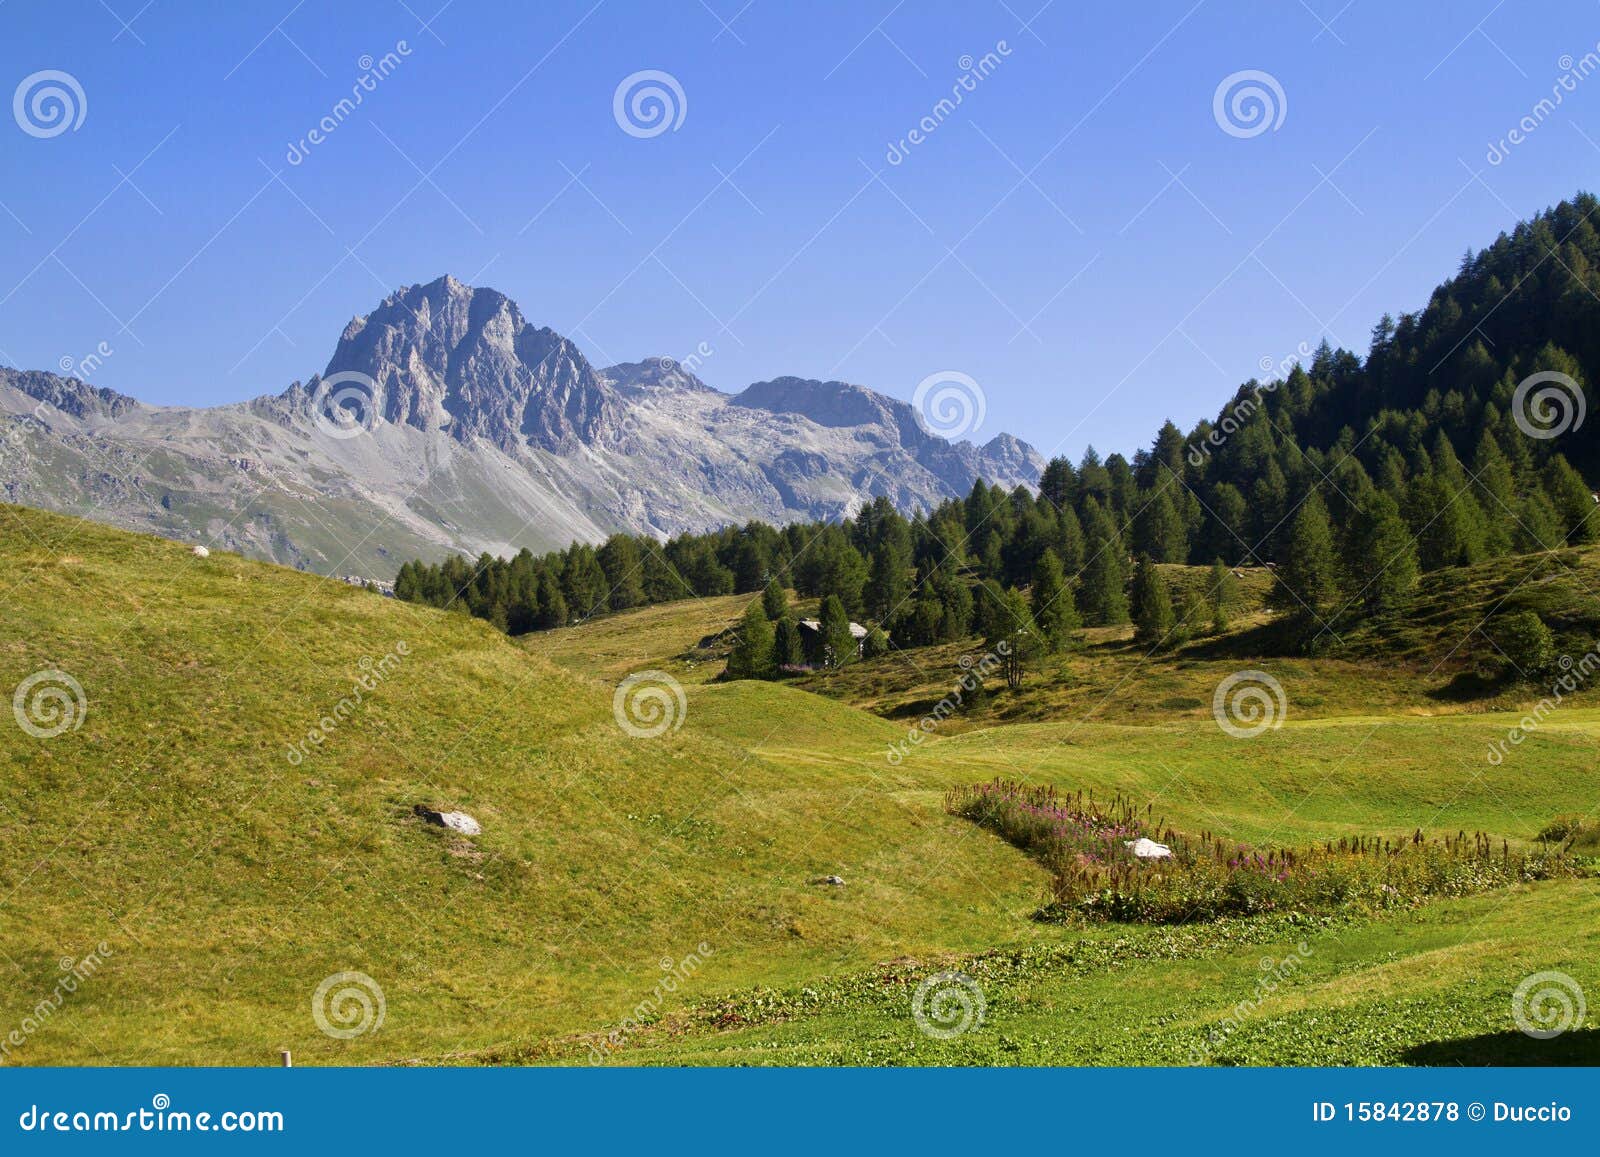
xmin=947 ymin=778 xmax=1577 ymax=923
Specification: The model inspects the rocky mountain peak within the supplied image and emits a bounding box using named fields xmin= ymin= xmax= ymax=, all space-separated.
xmin=320 ymin=275 xmax=619 ymax=452
xmin=599 ymin=357 xmax=718 ymax=395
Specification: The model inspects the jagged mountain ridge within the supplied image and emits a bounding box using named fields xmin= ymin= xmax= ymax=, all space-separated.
xmin=0 ymin=275 xmax=1043 ymax=575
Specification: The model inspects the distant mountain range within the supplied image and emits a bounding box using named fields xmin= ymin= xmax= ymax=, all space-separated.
xmin=0 ymin=275 xmax=1042 ymax=576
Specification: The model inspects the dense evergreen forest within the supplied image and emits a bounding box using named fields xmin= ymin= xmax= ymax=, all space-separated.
xmin=395 ymin=195 xmax=1600 ymax=662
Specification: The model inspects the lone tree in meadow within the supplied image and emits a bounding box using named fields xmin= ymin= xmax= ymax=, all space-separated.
xmin=1030 ymin=548 xmax=1078 ymax=653
xmin=1206 ymin=557 xmax=1239 ymax=633
xmin=984 ymin=586 xmax=1040 ymax=689
xmin=819 ymin=594 xmax=857 ymax=668
xmin=1130 ymin=554 xmax=1175 ymax=649
xmin=726 ymin=601 xmax=776 ymax=680
xmin=1490 ymin=610 xmax=1555 ymax=680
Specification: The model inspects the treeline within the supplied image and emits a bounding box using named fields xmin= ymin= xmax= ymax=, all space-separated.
xmin=396 ymin=196 xmax=1600 ymax=655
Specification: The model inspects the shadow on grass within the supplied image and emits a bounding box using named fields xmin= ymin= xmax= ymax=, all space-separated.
xmin=1402 ymin=1029 xmax=1600 ymax=1066
xmin=1427 ymin=669 xmax=1508 ymax=703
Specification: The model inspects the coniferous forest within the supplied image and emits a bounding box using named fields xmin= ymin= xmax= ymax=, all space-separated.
xmin=395 ymin=195 xmax=1600 ymax=662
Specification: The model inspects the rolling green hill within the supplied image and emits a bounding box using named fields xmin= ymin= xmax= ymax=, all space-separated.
xmin=1 ymin=505 xmax=1596 ymax=1066
xmin=0 ymin=504 xmax=1046 ymax=1065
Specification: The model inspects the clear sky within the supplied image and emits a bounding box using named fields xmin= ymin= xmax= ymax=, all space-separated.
xmin=2 ymin=0 xmax=1597 ymax=463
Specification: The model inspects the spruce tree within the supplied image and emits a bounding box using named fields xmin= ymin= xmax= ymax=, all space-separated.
xmin=1077 ymin=498 xmax=1129 ymax=625
xmin=726 ymin=601 xmax=776 ymax=680
xmin=534 ymin=569 xmax=568 ymax=629
xmin=773 ymin=612 xmax=803 ymax=670
xmin=598 ymin=535 xmax=645 ymax=610
xmin=762 ymin=576 xmax=788 ymax=621
xmin=819 ymin=594 xmax=857 ymax=668
xmin=1273 ymin=490 xmax=1341 ymax=633
xmin=1130 ymin=554 xmax=1176 ymax=649
xmin=1342 ymin=492 xmax=1418 ymax=616
xmin=1544 ymin=454 xmax=1597 ymax=544
xmin=1207 ymin=557 xmax=1239 ymax=633
xmin=864 ymin=544 xmax=908 ymax=622
xmin=1030 ymin=548 xmax=1077 ymax=652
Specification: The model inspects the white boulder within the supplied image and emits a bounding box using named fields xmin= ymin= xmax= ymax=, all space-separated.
xmin=1125 ymin=837 xmax=1173 ymax=860
xmin=192 ymin=544 xmax=210 ymax=558
xmin=415 ymin=805 xmax=482 ymax=836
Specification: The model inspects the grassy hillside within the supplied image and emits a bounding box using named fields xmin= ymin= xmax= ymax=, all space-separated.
xmin=0 ymin=505 xmax=1045 ymax=1065
xmin=2 ymin=505 xmax=1595 ymax=1066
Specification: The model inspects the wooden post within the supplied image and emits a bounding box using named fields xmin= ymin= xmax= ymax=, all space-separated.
xmin=280 ymin=1049 xmax=292 ymax=1068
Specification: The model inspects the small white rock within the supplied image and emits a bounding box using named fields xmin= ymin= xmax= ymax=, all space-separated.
xmin=192 ymin=544 xmax=210 ymax=558
xmin=1125 ymin=837 xmax=1173 ymax=860
xmin=415 ymin=805 xmax=482 ymax=836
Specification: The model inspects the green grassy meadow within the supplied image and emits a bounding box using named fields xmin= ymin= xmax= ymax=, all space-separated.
xmin=1 ymin=505 xmax=1596 ymax=1066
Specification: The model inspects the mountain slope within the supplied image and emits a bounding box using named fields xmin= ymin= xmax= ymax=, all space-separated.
xmin=0 ymin=276 xmax=1043 ymax=577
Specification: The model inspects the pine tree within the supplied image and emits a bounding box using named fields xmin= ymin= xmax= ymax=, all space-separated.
xmin=598 ymin=535 xmax=645 ymax=611
xmin=1135 ymin=482 xmax=1187 ymax=563
xmin=534 ymin=569 xmax=568 ymax=629
xmin=641 ymin=545 xmax=689 ymax=603
xmin=1076 ymin=498 xmax=1129 ymax=625
xmin=762 ymin=577 xmax=788 ymax=621
xmin=984 ymin=586 xmax=1039 ymax=689
xmin=1038 ymin=456 xmax=1078 ymax=511
xmin=1030 ymin=549 xmax=1077 ymax=652
xmin=773 ymin=612 xmax=803 ymax=669
xmin=1206 ymin=558 xmax=1239 ymax=633
xmin=864 ymin=543 xmax=909 ymax=622
xmin=1342 ymin=492 xmax=1418 ymax=616
xmin=561 ymin=546 xmax=608 ymax=620
xmin=1272 ymin=490 xmax=1341 ymax=634
xmin=726 ymin=601 xmax=776 ymax=680
xmin=1130 ymin=554 xmax=1176 ymax=649
xmin=819 ymin=594 xmax=856 ymax=668
xmin=1544 ymin=454 xmax=1597 ymax=544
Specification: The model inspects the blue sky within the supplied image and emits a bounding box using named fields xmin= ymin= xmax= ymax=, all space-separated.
xmin=2 ymin=0 xmax=1597 ymax=461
